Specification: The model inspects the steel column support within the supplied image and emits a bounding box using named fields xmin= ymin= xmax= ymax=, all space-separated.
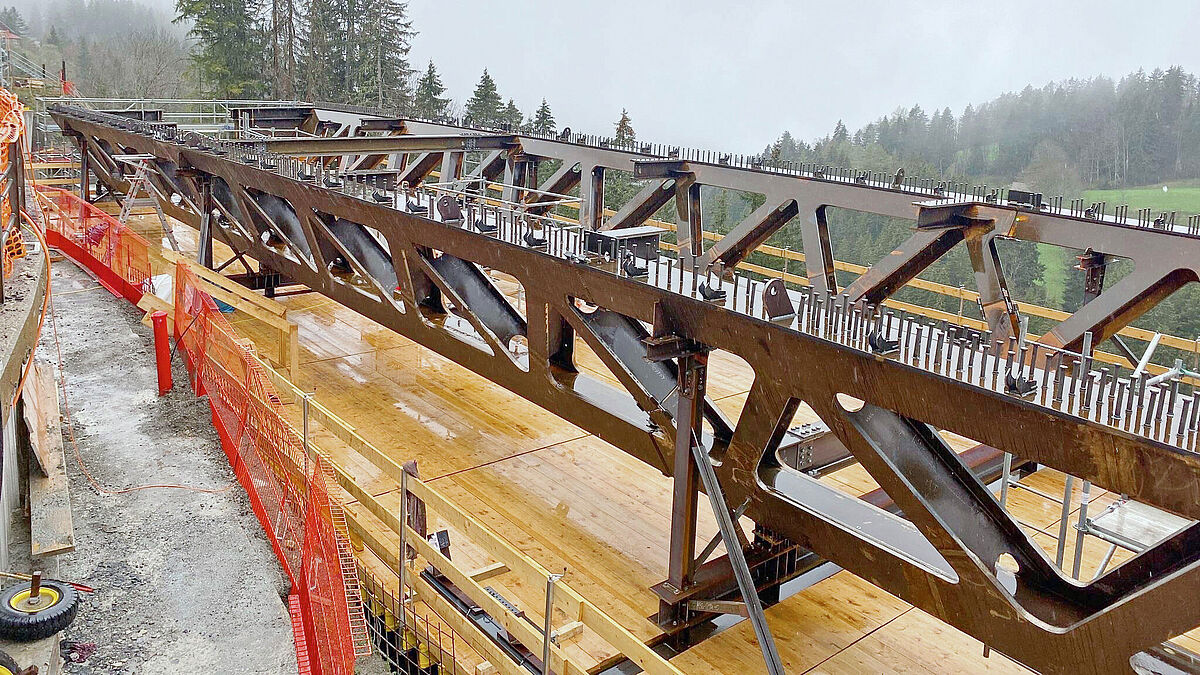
xmin=196 ymin=176 xmax=214 ymax=269
xmin=676 ymin=179 xmax=702 ymax=268
xmin=666 ymin=352 xmax=704 ymax=595
xmin=580 ymin=166 xmax=604 ymax=230
xmin=686 ymin=379 xmax=786 ymax=675
xmin=502 ymin=156 xmax=528 ymax=204
xmin=78 ymin=135 xmax=90 ymax=203
xmin=440 ymin=151 xmax=463 ymax=187
xmin=802 ymin=207 xmax=837 ymax=294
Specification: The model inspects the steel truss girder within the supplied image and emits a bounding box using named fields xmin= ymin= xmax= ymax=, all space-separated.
xmin=53 ymin=107 xmax=1200 ymax=674
xmin=395 ymin=114 xmax=1200 ymax=356
xmin=233 ymin=133 xmax=518 ymax=156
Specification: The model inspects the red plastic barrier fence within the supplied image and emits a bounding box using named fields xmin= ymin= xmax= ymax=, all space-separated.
xmin=174 ymin=262 xmax=364 ymax=675
xmin=34 ymin=186 xmax=150 ymax=304
xmin=1 ymin=88 xmax=28 ymax=277
xmin=37 ymin=183 xmax=365 ymax=674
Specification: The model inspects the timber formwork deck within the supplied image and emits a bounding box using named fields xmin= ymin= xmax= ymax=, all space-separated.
xmin=132 ymin=219 xmax=1161 ymax=674
xmin=52 ymin=100 xmax=1200 ymax=673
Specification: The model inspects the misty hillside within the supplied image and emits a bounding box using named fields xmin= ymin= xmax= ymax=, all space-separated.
xmin=6 ymin=0 xmax=1200 ymax=345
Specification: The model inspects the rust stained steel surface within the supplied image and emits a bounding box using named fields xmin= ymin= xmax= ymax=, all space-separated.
xmin=51 ymin=105 xmax=1200 ymax=674
xmin=231 ymin=133 xmax=520 ymax=156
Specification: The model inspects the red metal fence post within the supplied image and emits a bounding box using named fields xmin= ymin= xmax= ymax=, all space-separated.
xmin=152 ymin=310 xmax=173 ymax=395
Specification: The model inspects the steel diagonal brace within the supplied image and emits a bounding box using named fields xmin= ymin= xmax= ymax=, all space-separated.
xmin=409 ymin=250 xmax=521 ymax=366
xmin=688 ymin=428 xmax=785 ymax=675
xmin=827 ymin=397 xmax=1200 ymax=673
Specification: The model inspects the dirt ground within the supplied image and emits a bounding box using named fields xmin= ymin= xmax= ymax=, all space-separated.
xmin=41 ymin=261 xmax=297 ymax=674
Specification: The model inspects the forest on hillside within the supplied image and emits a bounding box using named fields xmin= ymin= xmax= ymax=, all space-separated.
xmin=6 ymin=0 xmax=1200 ymax=350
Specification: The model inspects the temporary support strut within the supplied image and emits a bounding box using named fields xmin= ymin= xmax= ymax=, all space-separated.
xmin=672 ymin=349 xmax=785 ymax=675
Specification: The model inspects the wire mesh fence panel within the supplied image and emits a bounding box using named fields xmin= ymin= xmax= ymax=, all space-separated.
xmin=357 ymin=564 xmax=459 ymax=675
xmin=34 ymin=186 xmax=150 ymax=302
xmin=35 ymin=184 xmax=365 ymax=675
xmin=173 ymin=263 xmax=363 ymax=674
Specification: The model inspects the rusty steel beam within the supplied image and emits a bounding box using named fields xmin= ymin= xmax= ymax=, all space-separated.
xmin=233 ymin=133 xmax=518 ymax=156
xmin=50 ymin=105 xmax=1200 ymax=675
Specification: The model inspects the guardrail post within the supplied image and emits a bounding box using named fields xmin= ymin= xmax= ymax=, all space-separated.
xmin=398 ymin=469 xmax=408 ymax=605
xmin=541 ymin=572 xmax=562 ymax=675
xmin=152 ymin=310 xmax=172 ymax=395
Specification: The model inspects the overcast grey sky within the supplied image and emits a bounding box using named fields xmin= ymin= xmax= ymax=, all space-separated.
xmin=406 ymin=0 xmax=1200 ymax=153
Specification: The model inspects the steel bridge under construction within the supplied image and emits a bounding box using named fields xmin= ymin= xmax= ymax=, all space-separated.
xmin=23 ymin=95 xmax=1200 ymax=674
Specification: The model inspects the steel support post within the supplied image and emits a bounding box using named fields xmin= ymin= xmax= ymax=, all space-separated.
xmin=399 ymin=469 xmax=408 ymax=601
xmin=1072 ymin=480 xmax=1092 ymax=579
xmin=77 ymin=135 xmax=90 ymax=203
xmin=502 ymin=157 xmax=526 ymax=204
xmin=196 ymin=176 xmax=214 ymax=269
xmin=686 ymin=386 xmax=786 ymax=675
xmin=541 ymin=573 xmax=561 ymax=675
xmin=679 ymin=180 xmax=703 ymax=269
xmin=665 ymin=352 xmax=704 ymax=605
xmin=580 ymin=166 xmax=604 ymax=230
xmin=1056 ymin=475 xmax=1075 ymax=568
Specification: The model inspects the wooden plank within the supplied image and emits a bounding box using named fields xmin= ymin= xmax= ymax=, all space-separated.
xmin=21 ymin=361 xmax=53 ymax=476
xmin=31 ymin=177 xmax=79 ymax=186
xmin=159 ymin=249 xmax=289 ymax=319
xmin=136 ymin=293 xmax=176 ymax=335
xmin=553 ymin=621 xmax=584 ymax=644
xmin=23 ymin=361 xmax=75 ymax=557
xmin=469 ymin=562 xmax=509 ymax=583
xmin=287 ymin=322 xmax=300 ymax=378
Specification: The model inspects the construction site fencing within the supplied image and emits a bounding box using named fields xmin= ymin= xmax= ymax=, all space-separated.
xmin=34 ymin=186 xmax=149 ymax=304
xmin=0 ymin=88 xmax=27 ymax=280
xmin=174 ymin=261 xmax=368 ymax=674
xmin=34 ymin=182 xmax=367 ymax=675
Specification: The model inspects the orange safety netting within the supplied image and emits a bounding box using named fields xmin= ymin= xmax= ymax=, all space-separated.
xmin=37 ymin=180 xmax=364 ymax=675
xmin=174 ymin=262 xmax=362 ymax=675
xmin=34 ymin=186 xmax=150 ymax=303
xmin=1 ymin=88 xmax=27 ymax=277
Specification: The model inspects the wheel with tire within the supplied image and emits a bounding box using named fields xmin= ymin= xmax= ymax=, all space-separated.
xmin=0 ymin=649 xmax=18 ymax=675
xmin=0 ymin=580 xmax=79 ymax=642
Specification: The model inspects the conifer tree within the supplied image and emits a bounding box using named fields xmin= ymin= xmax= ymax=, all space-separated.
xmin=267 ymin=0 xmax=300 ymax=98
xmin=502 ymin=98 xmax=522 ymax=130
xmin=0 ymin=7 xmax=27 ymax=35
xmin=175 ymin=0 xmax=266 ymax=97
xmin=614 ymin=109 xmax=635 ymax=145
xmin=353 ymin=0 xmax=414 ymax=109
xmin=832 ymin=119 xmax=849 ymax=144
xmin=413 ymin=60 xmax=450 ymax=119
xmin=532 ymin=98 xmax=555 ymax=134
xmin=299 ymin=0 xmax=342 ymax=101
xmin=464 ymin=69 xmax=504 ymax=127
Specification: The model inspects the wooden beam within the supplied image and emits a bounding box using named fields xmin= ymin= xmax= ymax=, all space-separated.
xmin=255 ymin=356 xmax=684 ymax=675
xmin=553 ymin=621 xmax=585 ymax=644
xmin=468 ymin=562 xmax=509 ymax=583
xmin=23 ymin=361 xmax=75 ymax=558
xmin=159 ymin=249 xmax=288 ymax=318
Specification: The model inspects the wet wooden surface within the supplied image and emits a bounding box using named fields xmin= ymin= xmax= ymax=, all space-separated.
xmin=138 ymin=217 xmax=1187 ymax=673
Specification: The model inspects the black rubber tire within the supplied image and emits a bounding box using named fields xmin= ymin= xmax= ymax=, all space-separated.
xmin=0 ymin=581 xmax=79 ymax=642
xmin=0 ymin=649 xmax=18 ymax=675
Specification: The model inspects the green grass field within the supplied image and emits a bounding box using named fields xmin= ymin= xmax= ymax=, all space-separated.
xmin=1082 ymin=182 xmax=1200 ymax=216
xmin=1034 ymin=183 xmax=1200 ymax=307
